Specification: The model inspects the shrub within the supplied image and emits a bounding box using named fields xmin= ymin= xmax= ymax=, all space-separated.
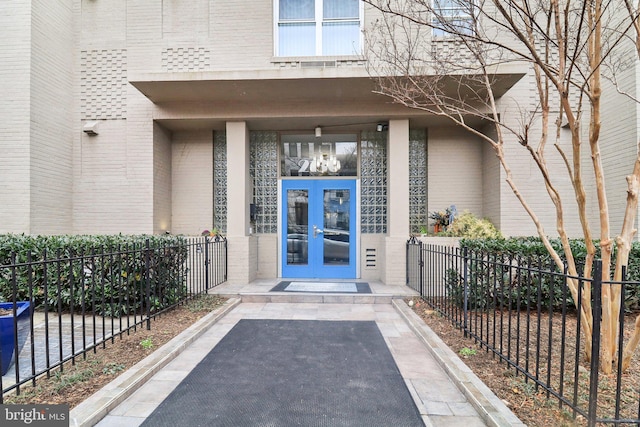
xmin=444 ymin=237 xmax=640 ymax=313
xmin=0 ymin=234 xmax=189 ymax=316
xmin=441 ymin=211 xmax=503 ymax=239
xmin=444 ymin=253 xmax=572 ymax=311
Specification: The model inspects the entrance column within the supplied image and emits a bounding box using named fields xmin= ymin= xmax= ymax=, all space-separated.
xmin=385 ymin=119 xmax=410 ymax=285
xmin=226 ymin=121 xmax=256 ymax=284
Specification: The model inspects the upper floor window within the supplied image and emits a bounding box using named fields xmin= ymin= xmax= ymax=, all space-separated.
xmin=432 ymin=0 xmax=475 ymax=37
xmin=276 ymin=0 xmax=361 ymax=56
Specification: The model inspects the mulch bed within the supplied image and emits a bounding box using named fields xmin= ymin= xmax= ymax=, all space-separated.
xmin=409 ymin=297 xmax=640 ymax=427
xmin=2 ymin=295 xmax=227 ymax=408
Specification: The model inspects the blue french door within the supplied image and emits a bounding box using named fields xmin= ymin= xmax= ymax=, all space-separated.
xmin=282 ymin=179 xmax=357 ymax=278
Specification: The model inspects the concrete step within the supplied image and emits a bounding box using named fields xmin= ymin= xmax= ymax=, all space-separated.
xmin=216 ymin=293 xmax=402 ymax=304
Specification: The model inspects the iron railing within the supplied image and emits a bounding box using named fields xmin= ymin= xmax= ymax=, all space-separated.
xmin=407 ymin=238 xmax=640 ymax=426
xmin=0 ymin=236 xmax=227 ymax=401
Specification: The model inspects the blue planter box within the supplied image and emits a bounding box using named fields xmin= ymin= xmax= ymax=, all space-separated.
xmin=0 ymin=302 xmax=31 ymax=376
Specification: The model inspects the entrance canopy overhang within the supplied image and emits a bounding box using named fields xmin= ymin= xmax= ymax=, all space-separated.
xmin=130 ymin=67 xmax=525 ymax=132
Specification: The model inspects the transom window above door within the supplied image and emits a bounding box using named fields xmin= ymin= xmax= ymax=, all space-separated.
xmin=276 ymin=0 xmax=362 ymax=56
xmin=281 ymin=134 xmax=358 ymax=177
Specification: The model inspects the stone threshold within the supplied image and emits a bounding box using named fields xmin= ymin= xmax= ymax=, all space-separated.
xmin=218 ymin=293 xmax=398 ymax=304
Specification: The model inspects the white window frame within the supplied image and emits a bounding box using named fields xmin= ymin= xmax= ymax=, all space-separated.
xmin=432 ymin=0 xmax=475 ymax=38
xmin=274 ymin=0 xmax=364 ymax=57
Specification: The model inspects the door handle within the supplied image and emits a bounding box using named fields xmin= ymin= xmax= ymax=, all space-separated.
xmin=313 ymin=225 xmax=324 ymax=239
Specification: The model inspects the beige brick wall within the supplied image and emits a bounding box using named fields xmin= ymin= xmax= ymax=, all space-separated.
xmin=30 ymin=0 xmax=74 ymax=234
xmin=153 ymin=123 xmax=172 ymax=234
xmin=388 ymin=120 xmax=409 ymax=236
xmin=256 ymin=235 xmax=278 ymax=279
xmin=227 ymin=236 xmax=258 ymax=284
xmin=600 ymin=66 xmax=639 ymax=237
xmin=162 ymin=0 xmax=209 ymax=39
xmin=171 ymin=130 xmax=213 ymax=235
xmin=492 ymin=75 xmax=582 ymax=238
xmin=80 ymin=0 xmax=126 ymax=47
xmin=8 ymin=0 xmax=637 ymax=286
xmin=384 ymin=236 xmax=407 ymax=286
xmin=491 ymin=76 xmax=541 ymax=237
xmin=73 ymin=0 xmax=159 ymax=234
xmin=427 ymin=126 xmax=484 ymax=218
xmin=481 ymin=132 xmax=501 ymax=228
xmin=73 ymin=119 xmax=149 ymax=234
xmin=211 ymin=0 xmax=273 ymax=69
xmin=0 ymin=0 xmax=74 ymax=234
xmin=0 ymin=0 xmax=32 ymax=233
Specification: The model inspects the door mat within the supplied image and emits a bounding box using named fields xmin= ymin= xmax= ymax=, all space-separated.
xmin=270 ymin=281 xmax=371 ymax=293
xmin=140 ymin=319 xmax=423 ymax=427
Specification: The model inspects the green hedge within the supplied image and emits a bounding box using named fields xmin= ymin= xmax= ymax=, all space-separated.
xmin=443 ymin=237 xmax=640 ymax=312
xmin=0 ymin=234 xmax=189 ymax=316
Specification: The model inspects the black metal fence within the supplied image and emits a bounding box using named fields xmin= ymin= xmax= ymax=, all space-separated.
xmin=0 ymin=236 xmax=227 ymax=401
xmin=407 ymin=238 xmax=640 ymax=426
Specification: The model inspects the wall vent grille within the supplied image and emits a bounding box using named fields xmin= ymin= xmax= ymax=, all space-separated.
xmin=365 ymin=248 xmax=377 ymax=268
xmin=300 ymin=60 xmax=336 ymax=68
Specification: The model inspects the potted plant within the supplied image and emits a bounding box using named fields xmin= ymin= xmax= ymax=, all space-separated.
xmin=201 ymin=228 xmax=224 ymax=241
xmin=429 ymin=205 xmax=457 ymax=233
xmin=429 ymin=209 xmax=449 ymax=233
xmin=0 ymin=301 xmax=31 ymax=375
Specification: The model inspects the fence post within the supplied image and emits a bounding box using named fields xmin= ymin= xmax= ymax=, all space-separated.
xmin=224 ymin=238 xmax=228 ymax=282
xmin=406 ymin=239 xmax=411 ymax=286
xmin=418 ymin=240 xmax=424 ymax=296
xmin=463 ymin=247 xmax=469 ymax=338
xmin=145 ymin=239 xmax=151 ymax=331
xmin=204 ymin=236 xmax=210 ymax=290
xmin=588 ymin=259 xmax=602 ymax=427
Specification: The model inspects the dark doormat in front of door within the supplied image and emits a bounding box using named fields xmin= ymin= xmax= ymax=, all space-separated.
xmin=269 ymin=281 xmax=371 ymax=293
xmin=140 ymin=319 xmax=423 ymax=427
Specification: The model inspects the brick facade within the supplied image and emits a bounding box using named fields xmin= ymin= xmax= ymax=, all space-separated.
xmin=2 ymin=1 xmax=637 ymax=285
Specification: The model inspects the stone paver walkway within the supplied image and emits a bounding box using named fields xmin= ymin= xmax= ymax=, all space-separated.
xmin=69 ymin=281 xmax=524 ymax=427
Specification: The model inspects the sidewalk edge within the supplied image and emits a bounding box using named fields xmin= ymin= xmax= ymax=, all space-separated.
xmin=392 ymin=299 xmax=526 ymax=427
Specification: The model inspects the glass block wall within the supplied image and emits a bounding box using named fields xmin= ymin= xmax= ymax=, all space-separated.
xmin=360 ymin=131 xmax=388 ymax=233
xmin=250 ymin=131 xmax=279 ymax=233
xmin=213 ymin=131 xmax=227 ymax=233
xmin=409 ymin=129 xmax=428 ymax=234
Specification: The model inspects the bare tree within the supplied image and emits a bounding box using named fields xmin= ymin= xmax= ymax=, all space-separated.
xmin=363 ymin=0 xmax=640 ymax=372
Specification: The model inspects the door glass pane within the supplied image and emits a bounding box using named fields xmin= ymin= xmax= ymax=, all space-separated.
xmin=323 ymin=189 xmax=350 ymax=265
xmin=287 ymin=190 xmax=309 ymax=265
